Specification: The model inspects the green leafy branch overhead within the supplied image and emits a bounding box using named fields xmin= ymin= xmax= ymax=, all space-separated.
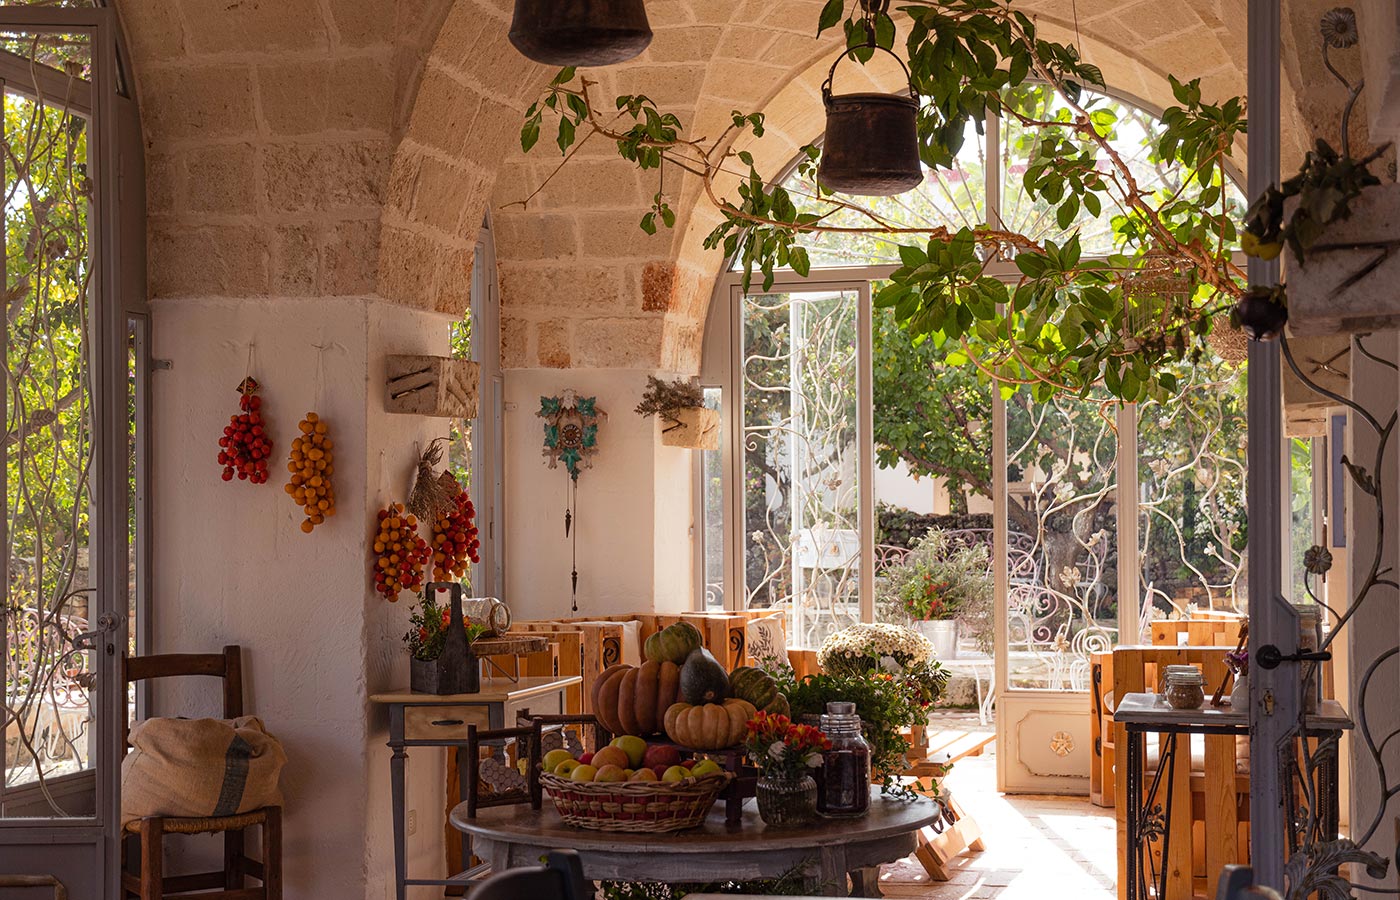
xmin=510 ymin=0 xmax=1249 ymax=402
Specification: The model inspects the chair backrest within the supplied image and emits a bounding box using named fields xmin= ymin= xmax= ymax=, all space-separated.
xmin=471 ymin=849 xmax=587 ymax=900
xmin=122 ymin=645 xmax=243 ymax=749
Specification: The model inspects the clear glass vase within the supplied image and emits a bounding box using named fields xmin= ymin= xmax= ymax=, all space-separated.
xmin=756 ymin=773 xmax=818 ymax=827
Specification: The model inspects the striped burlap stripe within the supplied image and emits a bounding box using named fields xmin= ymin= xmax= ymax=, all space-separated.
xmin=212 ymin=733 xmax=254 ymax=816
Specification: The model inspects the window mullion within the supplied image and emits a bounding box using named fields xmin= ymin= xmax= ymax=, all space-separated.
xmin=858 ymin=281 xmax=874 ymax=624
xmin=1116 ymin=402 xmax=1140 ymax=644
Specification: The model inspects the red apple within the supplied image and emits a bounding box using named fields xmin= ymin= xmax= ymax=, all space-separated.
xmin=642 ymin=745 xmax=682 ymax=771
xmin=681 ymin=759 xmax=695 ymax=769
xmin=578 ymin=751 xmax=594 ymax=765
xmin=651 ymin=765 xmax=669 ymax=779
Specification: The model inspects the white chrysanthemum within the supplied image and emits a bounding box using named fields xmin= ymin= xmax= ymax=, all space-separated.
xmin=817 ymin=623 xmax=932 ymax=669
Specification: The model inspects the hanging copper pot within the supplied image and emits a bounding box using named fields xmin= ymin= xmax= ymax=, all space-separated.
xmin=817 ymin=45 xmax=923 ymax=196
xmin=509 ymin=0 xmax=652 ymax=67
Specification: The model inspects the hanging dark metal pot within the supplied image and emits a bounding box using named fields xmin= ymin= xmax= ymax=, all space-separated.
xmin=509 ymin=0 xmax=652 ymax=67
xmin=817 ymin=45 xmax=923 ymax=197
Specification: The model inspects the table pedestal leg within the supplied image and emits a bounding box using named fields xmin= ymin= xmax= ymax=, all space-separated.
xmin=390 ymin=744 xmax=407 ymax=900
xmin=813 ymin=846 xmax=848 ymax=896
xmin=850 ymin=865 xmax=883 ymax=898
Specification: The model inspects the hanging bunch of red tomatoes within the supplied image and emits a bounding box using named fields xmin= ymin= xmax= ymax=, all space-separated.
xmin=217 ymin=377 xmax=273 ymax=484
xmin=430 ymin=479 xmax=481 ymax=581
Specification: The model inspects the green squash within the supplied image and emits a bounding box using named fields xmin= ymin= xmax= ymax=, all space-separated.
xmin=678 ymin=647 xmax=729 ymax=705
xmin=728 ymin=665 xmax=779 ymax=710
xmin=644 ymin=621 xmax=703 ymax=664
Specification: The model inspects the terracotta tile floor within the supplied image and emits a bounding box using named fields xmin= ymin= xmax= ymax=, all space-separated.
xmin=879 ymin=746 xmax=1117 ymax=899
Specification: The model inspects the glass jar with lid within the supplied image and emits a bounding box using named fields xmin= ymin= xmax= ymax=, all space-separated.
xmin=816 ymin=701 xmax=871 ymax=817
xmin=1164 ymin=668 xmax=1206 ymax=710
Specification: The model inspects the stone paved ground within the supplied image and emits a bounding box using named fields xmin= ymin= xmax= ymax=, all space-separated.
xmin=879 ymin=747 xmax=1117 ymax=900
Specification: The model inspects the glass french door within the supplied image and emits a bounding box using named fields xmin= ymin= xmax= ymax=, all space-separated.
xmin=0 ymin=9 xmax=143 ymax=897
xmin=728 ymin=283 xmax=873 ymax=646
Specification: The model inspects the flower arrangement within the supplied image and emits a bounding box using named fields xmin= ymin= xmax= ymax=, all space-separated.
xmin=903 ymin=574 xmax=956 ymax=621
xmin=742 ymin=711 xmax=830 ymax=780
xmin=764 ymin=636 xmax=948 ymax=799
xmin=877 ymin=529 xmax=995 ymax=652
xmin=1226 ymin=649 xmax=1248 ymax=678
xmin=817 ymin=622 xmax=932 ymax=675
xmin=403 ymin=594 xmax=487 ymax=661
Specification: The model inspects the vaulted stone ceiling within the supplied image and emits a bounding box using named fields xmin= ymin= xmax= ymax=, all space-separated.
xmin=113 ymin=0 xmax=1349 ymax=373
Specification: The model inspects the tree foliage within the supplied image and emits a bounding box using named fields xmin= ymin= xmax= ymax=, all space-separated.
xmin=515 ymin=0 xmax=1249 ymax=402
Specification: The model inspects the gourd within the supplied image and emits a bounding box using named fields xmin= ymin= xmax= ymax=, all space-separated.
xmin=663 ymin=698 xmax=757 ymax=750
xmin=592 ymin=660 xmax=681 ymax=736
xmin=728 ymin=666 xmax=780 ymax=710
xmin=678 ymin=647 xmax=729 ymax=705
xmin=644 ymin=621 xmax=704 ymax=664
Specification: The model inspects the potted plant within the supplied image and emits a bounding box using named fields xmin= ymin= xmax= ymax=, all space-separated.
xmin=742 ymin=710 xmax=829 ymax=827
xmin=766 ymin=624 xmax=948 ymax=798
xmin=404 ymin=584 xmax=487 ymax=694
xmin=635 ymin=376 xmax=718 ymax=450
xmin=876 ymin=530 xmax=994 ymax=660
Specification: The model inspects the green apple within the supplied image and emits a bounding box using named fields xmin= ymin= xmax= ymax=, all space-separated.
xmin=542 ymin=749 xmax=575 ymax=773
xmin=691 ymin=759 xmax=724 ymax=778
xmin=570 ymin=764 xmax=598 ymax=782
xmin=554 ymin=758 xmax=582 ymax=778
xmin=662 ymin=765 xmax=689 ymax=783
xmin=610 ymin=735 xmax=648 ymax=768
xmin=595 ymin=764 xmax=628 ymax=782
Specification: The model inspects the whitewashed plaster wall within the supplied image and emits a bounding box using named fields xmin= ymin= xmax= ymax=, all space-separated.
xmin=1347 ymin=331 xmax=1400 ymax=894
xmin=150 ymin=296 xmax=452 ymax=900
xmin=502 ymin=368 xmax=696 ymax=621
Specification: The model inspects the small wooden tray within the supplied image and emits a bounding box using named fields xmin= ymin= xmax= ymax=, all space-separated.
xmin=474 ymin=634 xmax=549 ymax=656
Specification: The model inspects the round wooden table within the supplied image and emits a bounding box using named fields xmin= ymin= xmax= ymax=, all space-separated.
xmin=451 ymin=788 xmax=936 ymax=897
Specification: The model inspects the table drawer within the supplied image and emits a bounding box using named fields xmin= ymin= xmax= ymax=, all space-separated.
xmin=403 ymin=704 xmax=491 ymax=741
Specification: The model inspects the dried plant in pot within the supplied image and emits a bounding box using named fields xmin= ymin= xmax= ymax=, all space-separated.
xmin=635 ymin=376 xmax=718 ymax=450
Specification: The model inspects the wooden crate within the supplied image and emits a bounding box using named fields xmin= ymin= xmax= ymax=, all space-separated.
xmin=512 ymin=622 xmax=622 ymax=713
xmin=1149 ymin=619 xmax=1243 ymax=648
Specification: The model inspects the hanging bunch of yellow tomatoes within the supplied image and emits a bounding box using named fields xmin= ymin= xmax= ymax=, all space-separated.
xmin=285 ymin=412 xmax=336 ymax=533
xmin=430 ymin=475 xmax=482 ymax=580
xmin=372 ymin=502 xmax=430 ymax=600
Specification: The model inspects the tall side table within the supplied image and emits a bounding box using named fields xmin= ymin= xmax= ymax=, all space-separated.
xmin=1114 ymin=693 xmax=1350 ymax=900
xmin=371 ymin=675 xmax=581 ymax=900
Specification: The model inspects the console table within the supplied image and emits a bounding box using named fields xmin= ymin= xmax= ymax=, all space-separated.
xmin=371 ymin=674 xmax=581 ymax=900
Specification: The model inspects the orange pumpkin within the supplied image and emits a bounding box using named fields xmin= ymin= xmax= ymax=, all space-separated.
xmin=663 ymin=698 xmax=756 ymax=750
xmin=592 ymin=660 xmax=681 ymax=736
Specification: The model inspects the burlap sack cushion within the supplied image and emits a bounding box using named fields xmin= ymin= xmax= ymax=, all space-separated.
xmin=122 ymin=715 xmax=286 ymax=826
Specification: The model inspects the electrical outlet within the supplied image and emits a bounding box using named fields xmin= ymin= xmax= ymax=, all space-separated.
xmin=407 ymin=808 xmax=418 ymax=835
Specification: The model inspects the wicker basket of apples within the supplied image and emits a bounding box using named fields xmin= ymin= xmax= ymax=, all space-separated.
xmin=539 ymin=735 xmax=732 ymax=833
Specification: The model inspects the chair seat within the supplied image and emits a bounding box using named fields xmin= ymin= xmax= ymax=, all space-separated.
xmin=124 ymin=807 xmax=272 ymax=835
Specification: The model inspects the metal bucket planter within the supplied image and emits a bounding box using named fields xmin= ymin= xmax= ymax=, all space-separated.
xmin=660 ymin=407 xmax=719 ymax=450
xmin=1285 ymin=183 xmax=1400 ymax=336
xmin=509 ymin=0 xmax=652 ymax=66
xmin=916 ymin=619 xmax=958 ymax=661
xmin=817 ymin=45 xmax=922 ymax=197
xmin=409 ymin=582 xmax=480 ymax=695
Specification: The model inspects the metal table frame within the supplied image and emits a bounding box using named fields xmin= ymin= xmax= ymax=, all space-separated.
xmin=1117 ymin=693 xmax=1350 ymax=900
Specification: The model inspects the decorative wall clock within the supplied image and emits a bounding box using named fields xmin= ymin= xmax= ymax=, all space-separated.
xmin=539 ymin=391 xmax=606 ymax=610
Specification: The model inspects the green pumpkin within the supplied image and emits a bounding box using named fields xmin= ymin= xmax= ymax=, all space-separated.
xmin=728 ymin=665 xmax=779 ymax=710
xmin=678 ymin=647 xmax=730 ymax=705
xmin=764 ymin=693 xmax=790 ymax=717
xmin=644 ymin=621 xmax=703 ymax=664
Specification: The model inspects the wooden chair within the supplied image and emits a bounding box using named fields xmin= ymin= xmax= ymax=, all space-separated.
xmin=470 ymin=849 xmax=589 ymax=900
xmin=121 ymin=645 xmax=281 ymax=900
